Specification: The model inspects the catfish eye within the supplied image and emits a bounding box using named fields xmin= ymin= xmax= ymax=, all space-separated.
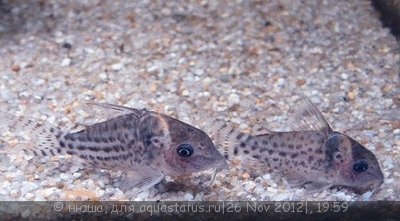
xmin=353 ymin=159 xmax=368 ymax=173
xmin=177 ymin=144 xmax=194 ymax=157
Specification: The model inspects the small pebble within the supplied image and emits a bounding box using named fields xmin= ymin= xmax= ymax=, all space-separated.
xmin=194 ymin=69 xmax=204 ymax=76
xmin=61 ymin=58 xmax=71 ymax=66
xmin=347 ymin=91 xmax=357 ymax=100
xmin=72 ymin=172 xmax=82 ymax=179
xmin=40 ymin=188 xmax=55 ymax=198
xmin=59 ymin=173 xmax=69 ymax=181
xmin=62 ymin=42 xmax=72 ymax=49
xmin=10 ymin=189 xmax=20 ymax=198
xmin=111 ymin=63 xmax=124 ymax=71
xmin=341 ymin=73 xmax=349 ymax=80
xmin=24 ymin=192 xmax=35 ymax=200
xmin=296 ymin=79 xmax=306 ymax=86
xmin=99 ymin=73 xmax=108 ymax=80
xmin=241 ymin=173 xmax=250 ymax=179
xmin=183 ymin=192 xmax=194 ymax=200
xmin=227 ymin=93 xmax=240 ymax=107
xmin=21 ymin=181 xmax=39 ymax=195
xmin=11 ymin=65 xmax=21 ymax=72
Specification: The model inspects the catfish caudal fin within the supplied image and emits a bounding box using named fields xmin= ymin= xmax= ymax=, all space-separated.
xmin=207 ymin=118 xmax=251 ymax=161
xmin=207 ymin=119 xmax=237 ymax=160
xmin=0 ymin=112 xmax=66 ymax=157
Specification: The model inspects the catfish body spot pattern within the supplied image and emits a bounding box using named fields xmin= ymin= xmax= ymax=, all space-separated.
xmin=211 ymin=97 xmax=384 ymax=195
xmin=5 ymin=103 xmax=228 ymax=193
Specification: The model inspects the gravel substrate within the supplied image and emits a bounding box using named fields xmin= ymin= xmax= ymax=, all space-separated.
xmin=0 ymin=0 xmax=399 ymax=203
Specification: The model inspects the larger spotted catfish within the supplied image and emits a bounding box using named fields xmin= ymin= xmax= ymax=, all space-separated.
xmin=211 ymin=98 xmax=384 ymax=196
xmin=2 ymin=103 xmax=228 ymax=193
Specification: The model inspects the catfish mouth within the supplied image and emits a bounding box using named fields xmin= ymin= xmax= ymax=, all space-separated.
xmin=356 ymin=180 xmax=384 ymax=195
xmin=351 ymin=169 xmax=384 ymax=195
xmin=336 ymin=179 xmax=383 ymax=195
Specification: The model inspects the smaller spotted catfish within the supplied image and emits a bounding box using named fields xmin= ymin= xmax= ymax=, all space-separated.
xmin=2 ymin=103 xmax=228 ymax=193
xmin=210 ymin=97 xmax=384 ymax=196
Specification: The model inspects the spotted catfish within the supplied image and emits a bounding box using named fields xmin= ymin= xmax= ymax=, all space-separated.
xmin=2 ymin=103 xmax=228 ymax=193
xmin=211 ymin=97 xmax=384 ymax=195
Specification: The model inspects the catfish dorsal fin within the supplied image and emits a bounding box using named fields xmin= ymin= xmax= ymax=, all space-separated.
xmin=73 ymin=103 xmax=144 ymax=129
xmin=86 ymin=103 xmax=143 ymax=116
xmin=252 ymin=124 xmax=273 ymax=136
xmin=288 ymin=97 xmax=333 ymax=135
xmin=80 ymin=103 xmax=148 ymax=126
